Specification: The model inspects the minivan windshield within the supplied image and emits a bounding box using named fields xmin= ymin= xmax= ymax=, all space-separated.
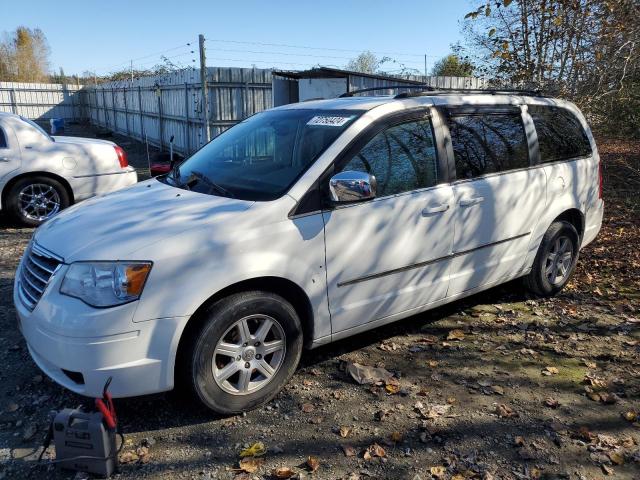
xmin=164 ymin=108 xmax=363 ymax=201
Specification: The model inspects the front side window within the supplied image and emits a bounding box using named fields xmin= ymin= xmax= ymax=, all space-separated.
xmin=170 ymin=109 xmax=363 ymax=201
xmin=529 ymin=106 xmax=591 ymax=163
xmin=341 ymin=118 xmax=439 ymax=197
xmin=448 ymin=112 xmax=529 ymax=180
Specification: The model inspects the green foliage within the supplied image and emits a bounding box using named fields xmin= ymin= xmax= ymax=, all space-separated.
xmin=431 ymin=54 xmax=474 ymax=77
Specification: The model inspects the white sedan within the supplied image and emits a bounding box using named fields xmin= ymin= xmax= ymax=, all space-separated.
xmin=0 ymin=112 xmax=138 ymax=226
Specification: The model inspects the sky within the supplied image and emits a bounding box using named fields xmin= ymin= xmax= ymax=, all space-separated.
xmin=1 ymin=0 xmax=472 ymax=77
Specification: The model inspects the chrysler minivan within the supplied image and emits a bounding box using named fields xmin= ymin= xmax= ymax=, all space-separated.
xmin=15 ymin=89 xmax=603 ymax=413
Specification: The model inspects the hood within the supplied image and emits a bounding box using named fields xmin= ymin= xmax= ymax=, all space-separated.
xmin=52 ymin=135 xmax=116 ymax=147
xmin=34 ymin=179 xmax=254 ymax=261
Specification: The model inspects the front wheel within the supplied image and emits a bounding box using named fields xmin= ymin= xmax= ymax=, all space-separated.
xmin=183 ymin=291 xmax=303 ymax=414
xmin=524 ymin=220 xmax=580 ymax=296
xmin=6 ymin=176 xmax=70 ymax=226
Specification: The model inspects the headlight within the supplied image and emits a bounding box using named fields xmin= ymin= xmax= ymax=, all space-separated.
xmin=60 ymin=262 xmax=152 ymax=307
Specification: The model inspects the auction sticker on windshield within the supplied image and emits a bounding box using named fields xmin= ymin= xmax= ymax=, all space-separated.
xmin=307 ymin=115 xmax=354 ymax=127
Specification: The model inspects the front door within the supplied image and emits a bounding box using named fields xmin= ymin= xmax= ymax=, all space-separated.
xmin=444 ymin=107 xmax=547 ymax=295
xmin=0 ymin=123 xmax=21 ymax=179
xmin=323 ymin=112 xmax=455 ymax=335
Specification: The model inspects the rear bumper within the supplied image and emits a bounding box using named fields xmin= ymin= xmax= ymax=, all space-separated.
xmin=72 ymin=168 xmax=138 ymax=202
xmin=582 ymin=199 xmax=604 ymax=248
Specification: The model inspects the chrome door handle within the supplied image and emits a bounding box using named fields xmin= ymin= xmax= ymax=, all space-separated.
xmin=460 ymin=196 xmax=484 ymax=207
xmin=422 ymin=203 xmax=450 ymax=215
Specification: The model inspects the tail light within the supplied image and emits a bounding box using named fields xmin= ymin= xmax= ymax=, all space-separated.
xmin=598 ymin=160 xmax=603 ymax=199
xmin=114 ymin=145 xmax=128 ymax=168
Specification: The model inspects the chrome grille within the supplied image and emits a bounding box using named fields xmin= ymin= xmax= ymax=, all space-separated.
xmin=18 ymin=243 xmax=62 ymax=311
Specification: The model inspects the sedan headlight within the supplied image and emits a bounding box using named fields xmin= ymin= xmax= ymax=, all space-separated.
xmin=60 ymin=262 xmax=152 ymax=307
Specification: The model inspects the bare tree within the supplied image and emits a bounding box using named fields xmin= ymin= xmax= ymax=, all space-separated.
xmin=463 ymin=0 xmax=640 ymax=137
xmin=0 ymin=27 xmax=51 ymax=82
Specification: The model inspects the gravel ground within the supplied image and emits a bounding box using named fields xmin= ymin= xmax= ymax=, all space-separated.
xmin=0 ymin=130 xmax=638 ymax=480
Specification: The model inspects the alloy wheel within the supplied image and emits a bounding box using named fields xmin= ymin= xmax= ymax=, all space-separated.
xmin=544 ymin=235 xmax=573 ymax=285
xmin=18 ymin=183 xmax=61 ymax=221
xmin=212 ymin=314 xmax=286 ymax=395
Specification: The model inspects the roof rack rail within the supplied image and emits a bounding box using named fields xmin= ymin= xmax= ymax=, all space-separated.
xmin=339 ymin=85 xmax=435 ymax=98
xmin=394 ymin=88 xmax=543 ymax=99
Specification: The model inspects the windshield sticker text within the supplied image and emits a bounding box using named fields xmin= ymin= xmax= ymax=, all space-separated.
xmin=307 ymin=115 xmax=354 ymax=127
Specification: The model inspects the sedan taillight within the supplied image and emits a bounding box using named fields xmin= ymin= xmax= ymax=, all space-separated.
xmin=114 ymin=145 xmax=128 ymax=168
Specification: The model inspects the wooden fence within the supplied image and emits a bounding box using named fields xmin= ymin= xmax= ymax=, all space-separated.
xmin=86 ymin=67 xmax=273 ymax=156
xmin=1 ymin=69 xmax=488 ymax=157
xmin=0 ymin=81 xmax=86 ymax=120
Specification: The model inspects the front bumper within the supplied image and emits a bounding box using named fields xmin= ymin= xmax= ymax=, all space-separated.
xmin=14 ymin=262 xmax=186 ymax=398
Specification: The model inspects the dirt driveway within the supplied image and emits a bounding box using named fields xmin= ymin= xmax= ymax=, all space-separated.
xmin=0 ymin=134 xmax=638 ymax=480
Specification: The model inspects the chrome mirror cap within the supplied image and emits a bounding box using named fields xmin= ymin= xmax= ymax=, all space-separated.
xmin=329 ymin=170 xmax=377 ymax=203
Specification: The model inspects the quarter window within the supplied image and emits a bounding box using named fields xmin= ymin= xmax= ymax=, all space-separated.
xmin=0 ymin=128 xmax=7 ymax=148
xmin=448 ymin=113 xmax=529 ymax=180
xmin=341 ymin=118 xmax=439 ymax=197
xmin=529 ymin=106 xmax=591 ymax=162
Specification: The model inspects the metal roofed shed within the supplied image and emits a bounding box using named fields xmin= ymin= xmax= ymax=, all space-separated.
xmin=272 ymin=67 xmax=486 ymax=106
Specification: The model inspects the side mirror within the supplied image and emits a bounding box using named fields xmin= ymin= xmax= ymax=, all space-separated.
xmin=329 ymin=170 xmax=377 ymax=203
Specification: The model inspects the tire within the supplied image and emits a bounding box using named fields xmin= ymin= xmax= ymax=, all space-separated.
xmin=524 ymin=220 xmax=580 ymax=297
xmin=5 ymin=176 xmax=70 ymax=227
xmin=181 ymin=291 xmax=303 ymax=414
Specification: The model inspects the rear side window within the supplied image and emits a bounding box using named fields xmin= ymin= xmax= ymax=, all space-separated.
xmin=0 ymin=128 xmax=7 ymax=148
xmin=448 ymin=113 xmax=529 ymax=180
xmin=341 ymin=118 xmax=439 ymax=197
xmin=529 ymin=106 xmax=591 ymax=162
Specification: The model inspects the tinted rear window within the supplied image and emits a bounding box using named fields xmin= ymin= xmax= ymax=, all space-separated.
xmin=448 ymin=112 xmax=529 ymax=180
xmin=529 ymin=106 xmax=591 ymax=163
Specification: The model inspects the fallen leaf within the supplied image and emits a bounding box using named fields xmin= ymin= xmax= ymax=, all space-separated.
xmin=430 ymin=465 xmax=447 ymax=478
xmin=495 ymin=404 xmax=517 ymax=418
xmin=544 ymin=397 xmax=560 ymax=408
xmin=623 ymin=411 xmax=637 ymax=422
xmin=239 ymin=442 xmax=266 ymax=458
xmin=542 ymin=366 xmax=559 ymax=375
xmin=342 ymin=445 xmax=356 ymax=457
xmin=346 ymin=362 xmax=394 ymax=385
xmin=385 ymin=383 xmax=400 ymax=395
xmin=301 ymin=403 xmax=315 ymax=413
xmin=447 ymin=329 xmax=465 ymax=341
xmin=339 ymin=426 xmax=351 ymax=438
xmin=306 ymin=456 xmax=320 ymax=472
xmin=272 ymin=466 xmax=296 ymax=479
xmin=447 ymin=396 xmax=457 ymax=404
xmin=119 ymin=451 xmax=138 ymax=464
xmin=364 ymin=443 xmax=386 ymax=459
xmin=608 ymin=451 xmax=624 ymax=466
xmin=239 ymin=457 xmax=263 ymax=473
xmin=428 ymin=360 xmax=439 ymax=368
xmin=514 ymin=435 xmax=525 ymax=447
xmin=390 ymin=431 xmax=403 ymax=443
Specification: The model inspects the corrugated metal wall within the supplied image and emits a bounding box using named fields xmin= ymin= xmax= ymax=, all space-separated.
xmin=347 ymin=74 xmax=486 ymax=95
xmin=0 ymin=82 xmax=86 ymax=120
xmin=87 ymin=67 xmax=273 ymax=156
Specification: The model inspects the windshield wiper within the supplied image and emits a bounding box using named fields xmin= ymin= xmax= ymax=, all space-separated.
xmin=185 ymin=170 xmax=235 ymax=198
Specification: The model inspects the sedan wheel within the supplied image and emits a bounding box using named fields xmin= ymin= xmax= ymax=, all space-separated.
xmin=18 ymin=183 xmax=62 ymax=222
xmin=6 ymin=176 xmax=70 ymax=227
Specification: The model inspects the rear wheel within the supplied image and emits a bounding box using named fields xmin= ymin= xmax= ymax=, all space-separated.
xmin=524 ymin=220 xmax=580 ymax=296
xmin=182 ymin=291 xmax=303 ymax=414
xmin=5 ymin=176 xmax=70 ymax=226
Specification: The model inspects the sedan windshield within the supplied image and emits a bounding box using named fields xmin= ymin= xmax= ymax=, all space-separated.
xmin=166 ymin=108 xmax=363 ymax=201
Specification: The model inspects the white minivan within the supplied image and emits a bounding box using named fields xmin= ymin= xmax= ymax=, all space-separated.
xmin=15 ymin=89 xmax=603 ymax=413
